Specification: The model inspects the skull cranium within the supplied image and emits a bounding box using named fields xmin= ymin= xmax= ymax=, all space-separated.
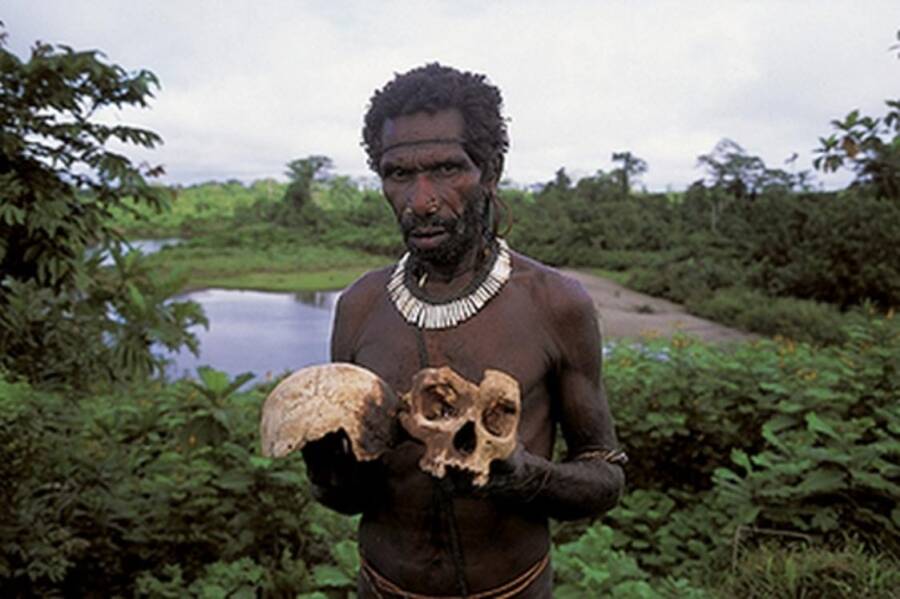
xmin=399 ymin=367 xmax=521 ymax=486
xmin=260 ymin=363 xmax=399 ymax=460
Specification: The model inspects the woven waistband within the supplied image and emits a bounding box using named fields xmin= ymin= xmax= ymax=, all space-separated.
xmin=360 ymin=552 xmax=550 ymax=599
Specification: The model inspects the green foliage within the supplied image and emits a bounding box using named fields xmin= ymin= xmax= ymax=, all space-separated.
xmin=686 ymin=287 xmax=847 ymax=346
xmin=284 ymin=155 xmax=333 ymax=213
xmin=508 ymin=190 xmax=676 ymax=266
xmin=0 ymin=32 xmax=204 ymax=388
xmin=553 ymin=523 xmax=709 ymax=598
xmin=113 ymin=180 xmax=281 ymax=237
xmin=737 ymin=191 xmax=900 ymax=308
xmin=2 ymin=314 xmax=897 ymax=594
xmin=600 ymin=313 xmax=899 ymax=589
xmin=143 ymin=225 xmax=390 ymax=292
xmin=696 ymin=139 xmax=801 ymax=202
xmin=814 ymin=103 xmax=900 ymax=200
xmin=0 ymin=248 xmax=206 ymax=387
xmin=719 ymin=541 xmax=900 ymax=599
xmin=0 ymin=369 xmax=351 ymax=596
xmin=0 ymin=33 xmax=168 ymax=290
xmin=610 ymin=151 xmax=648 ymax=196
xmin=712 ymin=315 xmax=900 ymax=553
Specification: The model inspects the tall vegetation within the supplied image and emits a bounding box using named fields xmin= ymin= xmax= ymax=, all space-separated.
xmin=0 ymin=29 xmax=204 ymax=388
xmin=2 ymin=23 xmax=898 ymax=598
xmin=3 ymin=313 xmax=897 ymax=596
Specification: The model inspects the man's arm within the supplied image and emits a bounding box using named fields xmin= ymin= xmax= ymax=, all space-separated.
xmin=480 ymin=277 xmax=625 ymax=520
xmin=302 ymin=275 xmax=389 ymax=515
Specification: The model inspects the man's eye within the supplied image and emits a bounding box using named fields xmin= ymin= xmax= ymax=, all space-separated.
xmin=436 ymin=164 xmax=461 ymax=176
xmin=387 ymin=168 xmax=412 ymax=181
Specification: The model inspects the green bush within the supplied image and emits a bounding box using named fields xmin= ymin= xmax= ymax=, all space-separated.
xmin=553 ymin=523 xmax=709 ymax=598
xmin=0 ymin=369 xmax=354 ymax=596
xmin=687 ymin=287 xmax=847 ymax=345
xmin=717 ymin=541 xmax=900 ymax=599
xmin=738 ymin=191 xmax=900 ymax=308
xmin=712 ymin=314 xmax=900 ymax=554
xmin=2 ymin=315 xmax=897 ymax=595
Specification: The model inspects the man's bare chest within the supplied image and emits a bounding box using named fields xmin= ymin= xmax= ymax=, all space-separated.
xmin=349 ymin=292 xmax=556 ymax=402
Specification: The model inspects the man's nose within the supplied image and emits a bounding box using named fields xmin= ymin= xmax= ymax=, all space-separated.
xmin=407 ymin=174 xmax=439 ymax=216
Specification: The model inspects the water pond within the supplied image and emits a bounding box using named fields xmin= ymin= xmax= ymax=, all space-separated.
xmin=161 ymin=289 xmax=340 ymax=383
xmin=105 ymin=239 xmax=341 ymax=383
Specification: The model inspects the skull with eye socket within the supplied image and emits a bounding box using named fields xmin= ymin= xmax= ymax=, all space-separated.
xmin=399 ymin=367 xmax=521 ymax=486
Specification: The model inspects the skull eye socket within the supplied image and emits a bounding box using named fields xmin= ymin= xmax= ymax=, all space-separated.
xmin=453 ymin=421 xmax=477 ymax=455
xmin=482 ymin=397 xmax=518 ymax=436
xmin=422 ymin=385 xmax=458 ymax=420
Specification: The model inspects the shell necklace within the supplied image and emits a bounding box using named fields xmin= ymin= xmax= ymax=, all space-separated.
xmin=387 ymin=238 xmax=511 ymax=330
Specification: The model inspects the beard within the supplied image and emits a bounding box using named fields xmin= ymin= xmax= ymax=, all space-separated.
xmin=400 ymin=186 xmax=489 ymax=266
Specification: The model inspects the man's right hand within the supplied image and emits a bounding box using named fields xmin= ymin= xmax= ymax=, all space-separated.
xmin=301 ymin=430 xmax=358 ymax=488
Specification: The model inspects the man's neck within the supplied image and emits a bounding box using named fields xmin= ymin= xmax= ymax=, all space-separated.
xmin=411 ymin=237 xmax=490 ymax=300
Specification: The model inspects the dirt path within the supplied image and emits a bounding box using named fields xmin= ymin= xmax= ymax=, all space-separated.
xmin=562 ymin=269 xmax=753 ymax=344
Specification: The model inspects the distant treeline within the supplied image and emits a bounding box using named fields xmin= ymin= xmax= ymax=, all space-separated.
xmin=113 ymin=138 xmax=899 ymax=346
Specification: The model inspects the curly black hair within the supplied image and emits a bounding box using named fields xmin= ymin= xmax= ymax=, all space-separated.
xmin=362 ymin=63 xmax=509 ymax=184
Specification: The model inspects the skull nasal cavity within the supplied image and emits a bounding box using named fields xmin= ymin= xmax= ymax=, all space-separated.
xmin=453 ymin=421 xmax=477 ymax=455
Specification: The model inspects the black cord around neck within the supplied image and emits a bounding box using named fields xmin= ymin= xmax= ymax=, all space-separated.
xmin=412 ymin=326 xmax=469 ymax=597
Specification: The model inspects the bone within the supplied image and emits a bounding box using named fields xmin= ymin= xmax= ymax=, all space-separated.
xmin=399 ymin=366 xmax=521 ymax=486
xmin=260 ymin=363 xmax=400 ymax=461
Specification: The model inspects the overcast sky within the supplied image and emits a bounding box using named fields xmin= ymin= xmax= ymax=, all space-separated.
xmin=4 ymin=1 xmax=899 ymax=190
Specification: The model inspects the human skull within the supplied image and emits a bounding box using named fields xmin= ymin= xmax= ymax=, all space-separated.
xmin=399 ymin=367 xmax=521 ymax=486
xmin=260 ymin=363 xmax=399 ymax=460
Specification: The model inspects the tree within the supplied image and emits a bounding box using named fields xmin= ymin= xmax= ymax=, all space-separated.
xmin=693 ymin=139 xmax=801 ymax=233
xmin=812 ymin=31 xmax=900 ymax=201
xmin=696 ymin=139 xmax=798 ymax=200
xmin=283 ymin=154 xmax=332 ymax=211
xmin=611 ymin=151 xmax=648 ymax=197
xmin=813 ymin=105 xmax=900 ymax=200
xmin=0 ymin=28 xmax=204 ymax=388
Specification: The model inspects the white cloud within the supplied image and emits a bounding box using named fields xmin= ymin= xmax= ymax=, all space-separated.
xmin=4 ymin=0 xmax=899 ymax=189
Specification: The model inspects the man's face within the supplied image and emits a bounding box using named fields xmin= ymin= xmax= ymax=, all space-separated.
xmin=379 ymin=109 xmax=494 ymax=264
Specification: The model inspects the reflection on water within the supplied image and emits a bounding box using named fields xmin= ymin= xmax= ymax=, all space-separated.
xmin=97 ymin=238 xmax=182 ymax=265
xmin=160 ymin=288 xmax=341 ymax=383
xmin=293 ymin=289 xmax=333 ymax=308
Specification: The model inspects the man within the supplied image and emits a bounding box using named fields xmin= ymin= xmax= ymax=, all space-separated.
xmin=303 ymin=63 xmax=625 ymax=598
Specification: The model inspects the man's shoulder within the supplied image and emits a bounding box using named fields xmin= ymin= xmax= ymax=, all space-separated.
xmin=510 ymin=250 xmax=594 ymax=319
xmin=510 ymin=249 xmax=602 ymax=358
xmin=337 ymin=265 xmax=393 ymax=312
xmin=331 ymin=265 xmax=394 ymax=357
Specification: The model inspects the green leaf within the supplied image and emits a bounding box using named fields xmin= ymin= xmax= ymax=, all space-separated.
xmin=797 ymin=468 xmax=845 ymax=495
xmin=311 ymin=564 xmax=353 ymax=588
xmin=805 ymin=412 xmax=839 ymax=440
xmin=126 ymin=282 xmax=145 ymax=312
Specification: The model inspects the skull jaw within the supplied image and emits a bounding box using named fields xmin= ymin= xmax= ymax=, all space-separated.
xmin=400 ymin=367 xmax=521 ymax=487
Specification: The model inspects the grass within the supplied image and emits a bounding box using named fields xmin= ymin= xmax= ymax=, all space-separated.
xmin=187 ymin=267 xmax=381 ymax=292
xmin=581 ymin=267 xmax=632 ymax=287
xmin=145 ymin=241 xmax=391 ymax=293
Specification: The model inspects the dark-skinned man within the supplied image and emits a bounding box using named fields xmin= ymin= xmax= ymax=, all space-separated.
xmin=302 ymin=63 xmax=626 ymax=598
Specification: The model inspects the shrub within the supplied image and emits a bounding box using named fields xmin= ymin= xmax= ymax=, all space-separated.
xmin=0 ymin=369 xmax=354 ymax=596
xmin=604 ymin=313 xmax=899 ymax=581
xmin=718 ymin=541 xmax=900 ymax=598
xmin=553 ymin=523 xmax=709 ymax=598
xmin=736 ymin=191 xmax=900 ymax=308
xmin=687 ymin=287 xmax=847 ymax=345
xmin=712 ymin=315 xmax=900 ymax=554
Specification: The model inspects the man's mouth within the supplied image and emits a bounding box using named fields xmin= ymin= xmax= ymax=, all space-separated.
xmin=408 ymin=227 xmax=450 ymax=249
xmin=410 ymin=226 xmax=446 ymax=239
